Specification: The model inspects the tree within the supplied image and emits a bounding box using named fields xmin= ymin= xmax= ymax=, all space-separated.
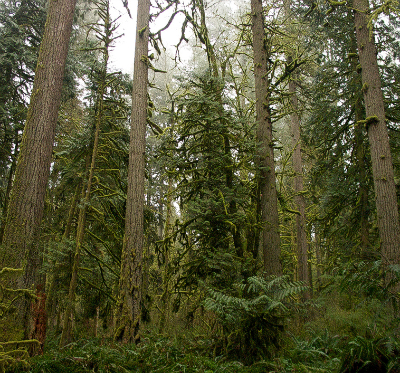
xmin=59 ymin=0 xmax=118 ymax=346
xmin=352 ymin=0 xmax=400 ymax=269
xmin=283 ymin=0 xmax=309 ymax=293
xmin=251 ymin=0 xmax=282 ymax=276
xmin=114 ymin=0 xmax=150 ymax=344
xmin=0 ymin=0 xmax=76 ymax=339
xmin=0 ymin=0 xmax=46 ymax=243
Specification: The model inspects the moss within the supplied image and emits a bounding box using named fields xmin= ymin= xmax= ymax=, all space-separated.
xmin=347 ymin=52 xmax=358 ymax=59
xmin=357 ymin=115 xmax=379 ymax=129
xmin=138 ymin=26 xmax=147 ymax=37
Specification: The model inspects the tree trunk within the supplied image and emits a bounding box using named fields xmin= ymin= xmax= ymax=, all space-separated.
xmin=289 ymin=79 xmax=309 ymax=295
xmin=0 ymin=0 xmax=76 ymax=339
xmin=59 ymin=3 xmax=111 ymax=344
xmin=114 ymin=0 xmax=150 ymax=344
xmin=0 ymin=0 xmax=76 ymax=270
xmin=353 ymin=0 xmax=400 ymax=267
xmin=283 ymin=0 xmax=309 ymax=294
xmin=349 ymin=32 xmax=371 ymax=255
xmin=251 ymin=0 xmax=282 ymax=276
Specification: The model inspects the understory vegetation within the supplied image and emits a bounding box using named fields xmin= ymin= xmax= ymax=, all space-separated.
xmin=4 ymin=267 xmax=400 ymax=372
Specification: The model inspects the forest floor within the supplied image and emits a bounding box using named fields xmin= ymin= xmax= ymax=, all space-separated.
xmin=17 ymin=334 xmax=340 ymax=373
xmin=7 ymin=291 xmax=400 ymax=372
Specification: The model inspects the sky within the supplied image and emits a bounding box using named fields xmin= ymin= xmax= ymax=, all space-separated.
xmin=108 ymin=0 xmax=189 ymax=76
xmin=109 ymin=0 xmax=138 ymax=75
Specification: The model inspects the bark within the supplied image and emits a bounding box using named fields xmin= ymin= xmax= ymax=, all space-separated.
xmin=0 ymin=0 xmax=76 ymax=270
xmin=158 ymin=109 xmax=175 ymax=334
xmin=114 ymin=0 xmax=150 ymax=344
xmin=349 ymin=34 xmax=371 ymax=255
xmin=283 ymin=0 xmax=309 ymax=294
xmin=251 ymin=0 xmax=282 ymax=276
xmin=63 ymin=183 xmax=81 ymax=240
xmin=289 ymin=80 xmax=309 ymax=295
xmin=158 ymin=175 xmax=173 ymax=333
xmin=0 ymin=0 xmax=76 ymax=339
xmin=314 ymin=228 xmax=321 ymax=290
xmin=353 ymin=0 xmax=400 ymax=266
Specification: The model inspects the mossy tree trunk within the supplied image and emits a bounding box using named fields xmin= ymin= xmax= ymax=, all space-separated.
xmin=251 ymin=0 xmax=282 ymax=276
xmin=288 ymin=78 xmax=309 ymax=295
xmin=353 ymin=0 xmax=400 ymax=268
xmin=114 ymin=0 xmax=150 ymax=344
xmin=283 ymin=0 xmax=309 ymax=293
xmin=0 ymin=0 xmax=76 ymax=340
xmin=59 ymin=2 xmax=112 ymax=347
xmin=349 ymin=31 xmax=371 ymax=255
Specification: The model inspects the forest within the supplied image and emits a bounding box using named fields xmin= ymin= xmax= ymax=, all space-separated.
xmin=0 ymin=0 xmax=400 ymax=371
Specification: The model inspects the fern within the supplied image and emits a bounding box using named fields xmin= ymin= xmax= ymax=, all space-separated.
xmin=203 ymin=275 xmax=308 ymax=363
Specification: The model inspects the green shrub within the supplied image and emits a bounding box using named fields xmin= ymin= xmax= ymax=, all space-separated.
xmin=203 ymin=275 xmax=307 ymax=364
xmin=338 ymin=334 xmax=400 ymax=373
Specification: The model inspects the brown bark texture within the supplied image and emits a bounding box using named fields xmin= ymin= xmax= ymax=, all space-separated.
xmin=353 ymin=0 xmax=400 ymax=266
xmin=289 ymin=79 xmax=309 ymax=292
xmin=114 ymin=0 xmax=150 ymax=344
xmin=0 ymin=0 xmax=76 ymax=341
xmin=251 ymin=0 xmax=282 ymax=276
xmin=283 ymin=0 xmax=309 ymax=293
xmin=349 ymin=35 xmax=371 ymax=254
xmin=0 ymin=0 xmax=76 ymax=271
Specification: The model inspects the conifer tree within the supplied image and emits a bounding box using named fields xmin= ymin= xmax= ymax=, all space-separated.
xmin=251 ymin=0 xmax=282 ymax=276
xmin=59 ymin=0 xmax=116 ymax=346
xmin=0 ymin=0 xmax=76 ymax=339
xmin=114 ymin=0 xmax=150 ymax=344
xmin=353 ymin=0 xmax=400 ymax=268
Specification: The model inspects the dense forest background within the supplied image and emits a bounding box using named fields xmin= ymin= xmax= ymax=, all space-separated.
xmin=0 ymin=0 xmax=400 ymax=371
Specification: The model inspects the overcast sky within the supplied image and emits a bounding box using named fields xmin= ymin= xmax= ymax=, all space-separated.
xmin=108 ymin=0 xmax=137 ymax=75
xmin=108 ymin=0 xmax=188 ymax=76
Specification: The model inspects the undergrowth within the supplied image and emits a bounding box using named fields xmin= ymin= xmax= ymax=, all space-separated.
xmin=6 ymin=263 xmax=400 ymax=372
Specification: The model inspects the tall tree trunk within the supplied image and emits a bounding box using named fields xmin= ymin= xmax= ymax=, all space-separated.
xmin=0 ymin=0 xmax=76 ymax=339
xmin=289 ymin=79 xmax=309 ymax=294
xmin=349 ymin=33 xmax=371 ymax=255
xmin=283 ymin=0 xmax=309 ymax=294
xmin=353 ymin=0 xmax=400 ymax=267
xmin=59 ymin=4 xmax=111 ymax=345
xmin=251 ymin=0 xmax=282 ymax=276
xmin=114 ymin=0 xmax=150 ymax=344
xmin=158 ymin=107 xmax=175 ymax=334
xmin=158 ymin=175 xmax=173 ymax=333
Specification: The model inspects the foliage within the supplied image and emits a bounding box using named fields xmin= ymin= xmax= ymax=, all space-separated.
xmin=339 ymin=260 xmax=400 ymax=309
xmin=338 ymin=334 xmax=400 ymax=373
xmin=203 ymin=275 xmax=307 ymax=364
xmin=26 ymin=337 xmax=270 ymax=373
